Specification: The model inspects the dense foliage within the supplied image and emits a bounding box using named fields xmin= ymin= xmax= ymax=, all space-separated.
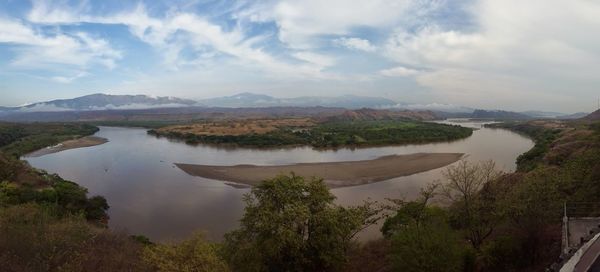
xmin=0 ymin=176 xmax=109 ymax=223
xmin=0 ymin=123 xmax=109 ymax=223
xmin=149 ymin=120 xmax=473 ymax=148
xmin=0 ymin=204 xmax=151 ymax=272
xmin=223 ymin=174 xmax=378 ymax=272
xmin=383 ymin=201 xmax=472 ymax=272
xmin=143 ymin=232 xmax=229 ymax=272
xmin=0 ymin=122 xmax=98 ymax=157
xmin=486 ymin=122 xmax=561 ymax=171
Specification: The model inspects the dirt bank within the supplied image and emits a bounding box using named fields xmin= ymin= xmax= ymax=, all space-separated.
xmin=24 ymin=136 xmax=109 ymax=158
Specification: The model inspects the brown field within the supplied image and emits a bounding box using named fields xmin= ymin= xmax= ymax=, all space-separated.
xmin=176 ymin=152 xmax=464 ymax=188
xmin=530 ymin=120 xmax=570 ymax=129
xmin=156 ymin=118 xmax=315 ymax=136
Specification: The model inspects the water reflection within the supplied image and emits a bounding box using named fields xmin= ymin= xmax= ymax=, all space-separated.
xmin=26 ymin=120 xmax=533 ymax=242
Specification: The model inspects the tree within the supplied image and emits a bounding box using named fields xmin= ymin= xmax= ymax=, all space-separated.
xmin=222 ymin=174 xmax=378 ymax=272
xmin=383 ymin=184 xmax=471 ymax=272
xmin=442 ymin=160 xmax=503 ymax=251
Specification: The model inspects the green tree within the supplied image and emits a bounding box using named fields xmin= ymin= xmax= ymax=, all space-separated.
xmin=223 ymin=174 xmax=378 ymax=272
xmin=143 ymin=232 xmax=229 ymax=272
xmin=383 ymin=185 xmax=470 ymax=272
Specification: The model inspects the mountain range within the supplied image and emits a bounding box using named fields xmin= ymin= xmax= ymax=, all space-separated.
xmin=0 ymin=93 xmax=587 ymax=121
xmin=3 ymin=94 xmax=197 ymax=112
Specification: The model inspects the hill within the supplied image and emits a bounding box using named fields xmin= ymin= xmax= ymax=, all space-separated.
xmin=0 ymin=106 xmax=439 ymax=123
xmin=557 ymin=112 xmax=589 ymax=119
xmin=521 ymin=110 xmax=565 ymax=118
xmin=0 ymin=92 xmax=400 ymax=113
xmin=470 ymin=109 xmax=531 ymax=120
xmin=319 ymin=108 xmax=436 ymax=122
xmin=583 ymin=109 xmax=600 ymax=120
xmin=1 ymin=94 xmax=197 ymax=112
xmin=0 ymin=106 xmax=347 ymax=122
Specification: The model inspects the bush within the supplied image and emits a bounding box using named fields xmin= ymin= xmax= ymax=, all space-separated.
xmin=384 ymin=203 xmax=471 ymax=272
xmin=0 ymin=203 xmax=150 ymax=272
xmin=143 ymin=232 xmax=229 ymax=272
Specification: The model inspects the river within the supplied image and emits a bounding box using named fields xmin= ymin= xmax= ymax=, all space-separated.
xmin=25 ymin=120 xmax=534 ymax=242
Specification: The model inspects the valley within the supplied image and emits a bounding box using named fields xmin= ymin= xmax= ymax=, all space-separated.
xmin=2 ymin=1 xmax=599 ymax=270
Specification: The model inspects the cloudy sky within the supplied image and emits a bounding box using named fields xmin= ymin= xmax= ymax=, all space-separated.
xmin=1 ymin=0 xmax=599 ymax=112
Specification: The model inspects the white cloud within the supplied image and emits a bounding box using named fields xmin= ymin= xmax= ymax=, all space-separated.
xmin=25 ymin=2 xmax=341 ymax=80
xmin=50 ymin=71 xmax=90 ymax=83
xmin=380 ymin=66 xmax=421 ymax=77
xmin=237 ymin=0 xmax=438 ymax=49
xmin=27 ymin=0 xmax=84 ymax=24
xmin=292 ymin=52 xmax=335 ymax=68
xmin=382 ymin=0 xmax=600 ymax=111
xmin=0 ymin=18 xmax=121 ymax=70
xmin=333 ymin=37 xmax=376 ymax=52
xmin=415 ymin=68 xmax=577 ymax=110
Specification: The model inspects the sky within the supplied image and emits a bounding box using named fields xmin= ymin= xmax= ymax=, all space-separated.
xmin=0 ymin=0 xmax=599 ymax=113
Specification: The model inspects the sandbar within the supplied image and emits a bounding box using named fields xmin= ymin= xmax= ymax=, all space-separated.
xmin=176 ymin=152 xmax=464 ymax=188
xmin=25 ymin=136 xmax=108 ymax=158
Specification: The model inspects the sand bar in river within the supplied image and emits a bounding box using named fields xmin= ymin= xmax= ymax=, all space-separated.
xmin=25 ymin=136 xmax=108 ymax=158
xmin=176 ymin=152 xmax=464 ymax=188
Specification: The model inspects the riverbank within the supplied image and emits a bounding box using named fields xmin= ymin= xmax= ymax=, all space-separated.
xmin=176 ymin=152 xmax=464 ymax=188
xmin=24 ymin=136 xmax=108 ymax=157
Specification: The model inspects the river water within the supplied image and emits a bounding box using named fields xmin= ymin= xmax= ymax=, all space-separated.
xmin=26 ymin=120 xmax=533 ymax=242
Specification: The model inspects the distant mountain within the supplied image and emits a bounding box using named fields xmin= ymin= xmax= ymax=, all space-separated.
xmin=470 ymin=109 xmax=532 ymax=120
xmin=196 ymin=93 xmax=278 ymax=108
xmin=1 ymin=93 xmax=197 ymax=112
xmin=520 ymin=111 xmax=565 ymax=118
xmin=382 ymin=103 xmax=474 ymax=113
xmin=558 ymin=112 xmax=589 ymax=119
xmin=197 ymin=92 xmax=397 ymax=109
xmin=583 ymin=109 xmax=600 ymax=120
xmin=3 ymin=92 xmax=569 ymax=122
xmin=0 ymin=106 xmax=348 ymax=122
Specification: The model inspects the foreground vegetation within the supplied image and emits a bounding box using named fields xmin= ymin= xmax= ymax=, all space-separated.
xmin=0 ymin=123 xmax=120 ymax=270
xmin=0 ymin=122 xmax=98 ymax=158
xmin=149 ymin=119 xmax=473 ymax=148
xmin=2 ymin=120 xmax=599 ymax=271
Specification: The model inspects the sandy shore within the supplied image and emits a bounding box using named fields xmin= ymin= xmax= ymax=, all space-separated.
xmin=176 ymin=152 xmax=464 ymax=188
xmin=25 ymin=136 xmax=109 ymax=158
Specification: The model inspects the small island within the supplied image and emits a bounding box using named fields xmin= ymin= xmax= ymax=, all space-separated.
xmin=148 ymin=118 xmax=473 ymax=149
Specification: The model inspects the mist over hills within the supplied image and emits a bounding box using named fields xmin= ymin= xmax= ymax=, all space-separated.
xmin=1 ymin=93 xmax=399 ymax=112
xmin=2 ymin=94 xmax=197 ymax=112
xmin=0 ymin=92 xmax=584 ymax=122
xmin=196 ymin=92 xmax=399 ymax=109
